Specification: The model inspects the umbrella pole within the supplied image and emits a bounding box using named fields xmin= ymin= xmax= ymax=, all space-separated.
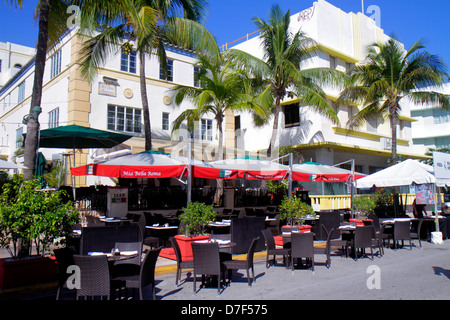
xmin=187 ymin=141 xmax=192 ymax=204
xmin=72 ymin=147 xmax=76 ymax=203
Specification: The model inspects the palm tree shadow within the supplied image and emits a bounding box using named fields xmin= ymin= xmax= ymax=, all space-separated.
xmin=432 ymin=266 xmax=450 ymax=279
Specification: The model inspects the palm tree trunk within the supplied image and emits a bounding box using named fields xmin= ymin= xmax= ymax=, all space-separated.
xmin=390 ymin=103 xmax=398 ymax=165
xmin=268 ymin=97 xmax=281 ymax=158
xmin=213 ymin=115 xmax=224 ymax=205
xmin=23 ymin=0 xmax=52 ymax=181
xmin=140 ymin=50 xmax=152 ymax=151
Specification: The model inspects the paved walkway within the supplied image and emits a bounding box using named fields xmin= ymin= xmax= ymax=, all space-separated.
xmin=1 ymin=238 xmax=449 ymax=302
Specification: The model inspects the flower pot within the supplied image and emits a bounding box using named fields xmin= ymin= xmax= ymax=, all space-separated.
xmin=0 ymin=256 xmax=57 ymax=289
xmin=160 ymin=234 xmax=210 ymax=261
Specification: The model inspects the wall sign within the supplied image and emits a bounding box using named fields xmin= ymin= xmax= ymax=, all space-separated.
xmin=99 ymin=82 xmax=117 ymax=97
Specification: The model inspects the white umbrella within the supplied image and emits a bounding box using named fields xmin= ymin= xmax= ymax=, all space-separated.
xmin=0 ymin=159 xmax=21 ymax=170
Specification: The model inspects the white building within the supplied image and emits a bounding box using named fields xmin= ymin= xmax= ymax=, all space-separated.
xmin=0 ymin=41 xmax=35 ymax=90
xmin=230 ymin=0 xmax=428 ymax=174
xmin=0 ymin=29 xmax=221 ymax=187
xmin=410 ymin=83 xmax=450 ymax=152
xmin=0 ymin=0 xmax=433 ymax=191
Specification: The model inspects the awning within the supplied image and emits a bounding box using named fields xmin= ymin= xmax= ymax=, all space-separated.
xmin=291 ymin=162 xmax=365 ymax=183
xmin=192 ymin=157 xmax=290 ymax=180
xmin=71 ymin=150 xmax=187 ymax=179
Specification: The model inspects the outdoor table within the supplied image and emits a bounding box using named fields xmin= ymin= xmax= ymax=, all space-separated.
xmin=146 ymin=224 xmax=178 ymax=246
xmin=99 ymin=217 xmax=132 ymax=225
xmin=87 ymin=251 xmax=140 ymax=266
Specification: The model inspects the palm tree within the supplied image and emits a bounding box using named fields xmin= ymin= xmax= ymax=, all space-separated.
xmin=226 ymin=4 xmax=343 ymax=157
xmin=171 ymin=52 xmax=266 ymax=204
xmin=8 ymin=0 xmax=126 ymax=180
xmin=79 ymin=0 xmax=216 ymax=152
xmin=338 ymin=38 xmax=450 ymax=164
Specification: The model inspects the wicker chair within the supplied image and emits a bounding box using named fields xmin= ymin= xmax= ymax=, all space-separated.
xmin=111 ymin=242 xmax=143 ymax=281
xmin=350 ymin=226 xmax=377 ymax=260
xmin=137 ymin=214 xmax=161 ymax=249
xmin=391 ymin=220 xmax=413 ymax=250
xmin=73 ymin=255 xmax=111 ymax=300
xmin=113 ymin=247 xmax=162 ymax=300
xmin=223 ymin=237 xmax=259 ymax=287
xmin=169 ymin=237 xmax=194 ymax=286
xmin=410 ymin=219 xmax=424 ymax=248
xmin=290 ymin=232 xmax=314 ymax=272
xmin=262 ymin=229 xmax=291 ymax=268
xmin=191 ymin=242 xmax=226 ymax=294
xmin=54 ymin=247 xmax=75 ymax=300
xmin=313 ymin=225 xmax=333 ymax=268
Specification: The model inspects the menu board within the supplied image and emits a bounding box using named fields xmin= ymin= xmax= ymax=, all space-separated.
xmin=107 ymin=187 xmax=128 ymax=217
xmin=415 ymin=183 xmax=434 ymax=205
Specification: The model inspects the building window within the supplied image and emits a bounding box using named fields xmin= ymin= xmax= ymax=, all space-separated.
xmin=201 ymin=119 xmax=213 ymax=141
xmin=18 ymin=81 xmax=25 ymax=103
xmin=435 ymin=136 xmax=450 ymax=149
xmin=329 ymin=55 xmax=337 ymax=69
xmin=48 ymin=107 xmax=59 ymax=128
xmin=50 ymin=50 xmax=62 ymax=79
xmin=16 ymin=127 xmax=23 ymax=149
xmin=160 ymin=59 xmax=173 ymax=82
xmin=120 ymin=49 xmax=137 ymax=73
xmin=108 ymin=104 xmax=141 ymax=133
xmin=284 ymin=103 xmax=300 ymax=127
xmin=194 ymin=66 xmax=200 ymax=87
xmin=433 ymin=108 xmax=450 ymax=124
xmin=162 ymin=112 xmax=169 ymax=131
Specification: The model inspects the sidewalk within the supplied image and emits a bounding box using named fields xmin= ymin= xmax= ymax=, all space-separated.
xmin=1 ymin=239 xmax=449 ymax=301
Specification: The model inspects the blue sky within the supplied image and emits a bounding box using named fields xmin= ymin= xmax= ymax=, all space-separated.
xmin=1 ymin=0 xmax=449 ymax=70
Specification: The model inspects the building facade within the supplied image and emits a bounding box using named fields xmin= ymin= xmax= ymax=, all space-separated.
xmin=410 ymin=83 xmax=450 ymax=153
xmin=0 ymin=30 xmax=228 ymax=187
xmin=0 ymin=0 xmax=435 ymax=191
xmin=230 ymin=0 xmax=428 ymax=174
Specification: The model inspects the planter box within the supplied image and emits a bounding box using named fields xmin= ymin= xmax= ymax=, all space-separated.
xmin=160 ymin=234 xmax=210 ymax=261
xmin=0 ymin=256 xmax=57 ymax=289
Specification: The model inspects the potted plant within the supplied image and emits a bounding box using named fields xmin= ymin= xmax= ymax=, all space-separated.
xmin=0 ymin=174 xmax=79 ymax=288
xmin=279 ymin=195 xmax=315 ymax=228
xmin=173 ymin=202 xmax=217 ymax=260
xmin=352 ymin=195 xmax=376 ymax=221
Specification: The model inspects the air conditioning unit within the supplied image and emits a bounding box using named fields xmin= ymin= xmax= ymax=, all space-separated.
xmin=380 ymin=137 xmax=392 ymax=150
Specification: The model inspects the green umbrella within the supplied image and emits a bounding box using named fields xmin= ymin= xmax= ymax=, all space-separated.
xmin=37 ymin=124 xmax=132 ymax=199
xmin=38 ymin=124 xmax=132 ymax=149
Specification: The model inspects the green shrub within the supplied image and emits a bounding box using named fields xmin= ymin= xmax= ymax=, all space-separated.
xmin=179 ymin=201 xmax=217 ymax=236
xmin=0 ymin=174 xmax=79 ymax=258
xmin=279 ymin=195 xmax=315 ymax=226
xmin=352 ymin=195 xmax=376 ymax=219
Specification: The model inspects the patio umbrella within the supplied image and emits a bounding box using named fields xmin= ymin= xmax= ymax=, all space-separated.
xmin=38 ymin=124 xmax=132 ymax=149
xmin=0 ymin=159 xmax=21 ymax=170
xmin=192 ymin=156 xmax=290 ymax=180
xmin=71 ymin=150 xmax=187 ymax=179
xmin=291 ymin=162 xmax=366 ymax=183
xmin=37 ymin=124 xmax=132 ymax=199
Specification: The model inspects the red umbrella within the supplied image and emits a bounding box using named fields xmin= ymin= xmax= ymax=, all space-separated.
xmin=71 ymin=150 xmax=187 ymax=179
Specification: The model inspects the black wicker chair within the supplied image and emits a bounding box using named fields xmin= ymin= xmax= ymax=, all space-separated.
xmin=313 ymin=225 xmax=333 ymax=268
xmin=54 ymin=247 xmax=75 ymax=300
xmin=112 ymin=247 xmax=162 ymax=300
xmin=391 ymin=220 xmax=413 ymax=250
xmin=290 ymin=232 xmax=314 ymax=272
xmin=136 ymin=214 xmax=161 ymax=249
xmin=170 ymin=237 xmax=194 ymax=286
xmin=191 ymin=242 xmax=226 ymax=294
xmin=410 ymin=219 xmax=424 ymax=248
xmin=261 ymin=229 xmax=291 ymax=268
xmin=223 ymin=237 xmax=259 ymax=286
xmin=350 ymin=226 xmax=377 ymax=260
xmin=111 ymin=241 xmax=143 ymax=282
xmin=73 ymin=254 xmax=111 ymax=300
